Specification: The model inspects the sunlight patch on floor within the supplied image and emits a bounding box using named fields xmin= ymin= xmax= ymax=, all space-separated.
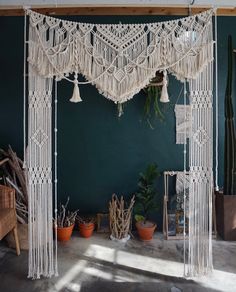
xmin=196 ymin=269 xmax=236 ymax=291
xmin=84 ymin=266 xmax=113 ymax=280
xmin=51 ymin=242 xmax=236 ymax=292
xmin=52 ymin=259 xmax=87 ymax=292
xmin=84 ymin=244 xmax=184 ymax=277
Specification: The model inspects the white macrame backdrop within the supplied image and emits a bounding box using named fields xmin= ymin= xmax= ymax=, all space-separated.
xmin=27 ymin=65 xmax=55 ymax=278
xmin=26 ymin=8 xmax=214 ymax=279
xmin=188 ymin=62 xmax=213 ymax=276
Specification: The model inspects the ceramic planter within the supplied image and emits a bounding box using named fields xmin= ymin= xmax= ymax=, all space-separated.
xmin=56 ymin=224 xmax=74 ymax=242
xmin=136 ymin=221 xmax=156 ymax=241
xmin=79 ymin=222 xmax=95 ymax=238
xmin=216 ymin=192 xmax=236 ymax=241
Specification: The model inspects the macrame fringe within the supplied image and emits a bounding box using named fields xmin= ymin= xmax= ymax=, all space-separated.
xmin=27 ymin=8 xmax=214 ymax=103
xmin=26 ymin=8 xmax=215 ymax=279
xmin=70 ymin=81 xmax=82 ymax=103
xmin=188 ymin=62 xmax=213 ymax=277
xmin=27 ymin=65 xmax=55 ymax=279
xmin=160 ymin=70 xmax=170 ymax=103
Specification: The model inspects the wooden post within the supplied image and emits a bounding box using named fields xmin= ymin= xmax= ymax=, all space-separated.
xmin=12 ymin=226 xmax=20 ymax=256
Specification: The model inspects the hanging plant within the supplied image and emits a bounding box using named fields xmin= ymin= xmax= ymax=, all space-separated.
xmin=143 ymin=71 xmax=166 ymax=128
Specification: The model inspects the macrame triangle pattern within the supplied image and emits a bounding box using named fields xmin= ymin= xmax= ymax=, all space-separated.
xmin=26 ymin=8 xmax=215 ymax=279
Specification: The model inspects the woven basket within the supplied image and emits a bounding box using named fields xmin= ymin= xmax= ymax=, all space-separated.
xmin=6 ymin=223 xmax=28 ymax=250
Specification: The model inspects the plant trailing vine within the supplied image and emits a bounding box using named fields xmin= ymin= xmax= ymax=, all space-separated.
xmin=143 ymin=71 xmax=165 ymax=128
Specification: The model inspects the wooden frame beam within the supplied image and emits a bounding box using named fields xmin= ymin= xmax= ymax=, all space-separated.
xmin=0 ymin=5 xmax=236 ymax=17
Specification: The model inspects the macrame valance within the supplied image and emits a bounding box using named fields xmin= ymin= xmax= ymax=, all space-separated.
xmin=25 ymin=9 xmax=214 ymax=280
xmin=27 ymin=9 xmax=214 ymax=103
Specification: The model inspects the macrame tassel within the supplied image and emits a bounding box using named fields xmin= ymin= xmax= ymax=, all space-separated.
xmin=70 ymin=80 xmax=82 ymax=103
xmin=117 ymin=103 xmax=124 ymax=117
xmin=160 ymin=70 xmax=170 ymax=103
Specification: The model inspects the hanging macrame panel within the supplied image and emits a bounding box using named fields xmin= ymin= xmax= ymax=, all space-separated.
xmin=27 ymin=65 xmax=55 ymax=279
xmin=188 ymin=62 xmax=213 ymax=276
xmin=175 ymin=105 xmax=191 ymax=144
xmin=27 ymin=9 xmax=214 ymax=103
xmin=26 ymin=8 xmax=214 ymax=279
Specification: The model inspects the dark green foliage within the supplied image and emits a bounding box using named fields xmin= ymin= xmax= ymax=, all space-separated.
xmin=224 ymin=35 xmax=236 ymax=196
xmin=143 ymin=72 xmax=165 ymax=128
xmin=144 ymin=86 xmax=164 ymax=119
xmin=134 ymin=164 xmax=160 ymax=222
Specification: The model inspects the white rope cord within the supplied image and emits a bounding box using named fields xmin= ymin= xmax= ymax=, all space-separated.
xmin=34 ymin=19 xmax=212 ymax=83
xmin=30 ymin=10 xmax=213 ymax=86
xmin=214 ymin=8 xmax=219 ymax=191
xmin=27 ymin=8 xmax=214 ymax=104
xmin=26 ymin=9 xmax=215 ymax=279
xmin=183 ymin=78 xmax=187 ymax=276
xmin=23 ymin=10 xmax=27 ymax=168
xmin=54 ymin=80 xmax=58 ymax=276
xmin=33 ymin=24 xmax=119 ymax=85
xmin=188 ymin=62 xmax=213 ymax=277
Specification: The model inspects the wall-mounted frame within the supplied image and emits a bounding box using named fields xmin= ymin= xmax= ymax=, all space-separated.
xmin=176 ymin=211 xmax=189 ymax=234
xmin=163 ymin=171 xmax=217 ymax=240
xmin=96 ymin=213 xmax=110 ymax=233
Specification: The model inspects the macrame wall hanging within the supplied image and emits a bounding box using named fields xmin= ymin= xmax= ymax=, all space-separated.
xmin=175 ymin=105 xmax=191 ymax=144
xmin=25 ymin=8 xmax=215 ymax=279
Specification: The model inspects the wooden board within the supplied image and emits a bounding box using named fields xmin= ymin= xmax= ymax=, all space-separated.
xmin=0 ymin=6 xmax=236 ymax=16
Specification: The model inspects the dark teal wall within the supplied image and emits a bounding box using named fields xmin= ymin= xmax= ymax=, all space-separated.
xmin=0 ymin=15 xmax=236 ymax=227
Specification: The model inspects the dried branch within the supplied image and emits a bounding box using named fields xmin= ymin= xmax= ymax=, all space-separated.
xmin=0 ymin=146 xmax=28 ymax=223
xmin=109 ymin=194 xmax=135 ymax=240
xmin=56 ymin=197 xmax=79 ymax=228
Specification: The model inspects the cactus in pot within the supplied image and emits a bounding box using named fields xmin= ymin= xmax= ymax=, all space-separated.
xmin=216 ymin=35 xmax=236 ymax=241
xmin=224 ymin=35 xmax=236 ymax=196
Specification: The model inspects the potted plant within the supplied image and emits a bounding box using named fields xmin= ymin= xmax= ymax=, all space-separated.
xmin=143 ymin=71 xmax=166 ymax=128
xmin=134 ymin=164 xmax=159 ymax=241
xmin=77 ymin=215 xmax=95 ymax=238
xmin=216 ymin=35 xmax=236 ymax=241
xmin=55 ymin=197 xmax=79 ymax=242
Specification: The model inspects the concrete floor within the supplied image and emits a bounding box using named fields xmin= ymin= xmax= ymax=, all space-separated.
xmin=0 ymin=232 xmax=236 ymax=292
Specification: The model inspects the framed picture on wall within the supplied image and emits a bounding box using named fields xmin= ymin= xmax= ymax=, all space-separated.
xmin=96 ymin=213 xmax=110 ymax=233
xmin=176 ymin=211 xmax=188 ymax=234
xmin=167 ymin=213 xmax=176 ymax=236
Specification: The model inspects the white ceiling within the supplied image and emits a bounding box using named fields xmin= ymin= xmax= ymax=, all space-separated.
xmin=0 ymin=0 xmax=235 ymax=7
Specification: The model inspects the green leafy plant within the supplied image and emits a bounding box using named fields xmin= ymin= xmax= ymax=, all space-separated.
xmin=143 ymin=72 xmax=165 ymax=128
xmin=144 ymin=86 xmax=164 ymax=119
xmin=134 ymin=164 xmax=160 ymax=223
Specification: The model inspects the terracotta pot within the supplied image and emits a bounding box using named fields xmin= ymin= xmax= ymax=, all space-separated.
xmin=79 ymin=222 xmax=95 ymax=238
xmin=136 ymin=221 xmax=156 ymax=241
xmin=216 ymin=192 xmax=236 ymax=241
xmin=56 ymin=224 xmax=74 ymax=242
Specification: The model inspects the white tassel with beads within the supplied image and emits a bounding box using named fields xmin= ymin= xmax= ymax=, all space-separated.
xmin=70 ymin=77 xmax=82 ymax=103
xmin=160 ymin=70 xmax=170 ymax=103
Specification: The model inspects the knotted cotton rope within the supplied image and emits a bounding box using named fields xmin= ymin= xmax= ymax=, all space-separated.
xmin=25 ymin=8 xmax=215 ymax=279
